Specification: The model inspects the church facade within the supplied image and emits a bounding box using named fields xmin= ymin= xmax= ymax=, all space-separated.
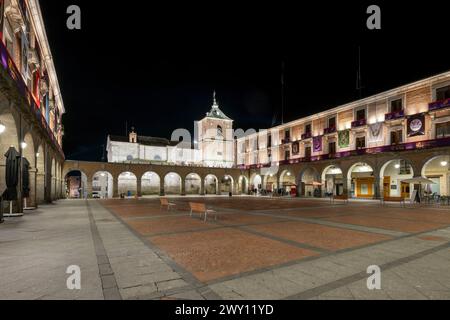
xmin=106 ymin=93 xmax=234 ymax=168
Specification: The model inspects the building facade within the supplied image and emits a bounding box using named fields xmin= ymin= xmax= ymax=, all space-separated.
xmin=106 ymin=93 xmax=234 ymax=168
xmin=0 ymin=0 xmax=65 ymax=212
xmin=237 ymin=71 xmax=450 ymax=199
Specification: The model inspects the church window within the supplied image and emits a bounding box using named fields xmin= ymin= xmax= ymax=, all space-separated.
xmin=217 ymin=125 xmax=223 ymax=138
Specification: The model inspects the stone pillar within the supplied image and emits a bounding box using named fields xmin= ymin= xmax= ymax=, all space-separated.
xmin=216 ymin=181 xmax=221 ymax=195
xmin=136 ymin=177 xmax=142 ymax=197
xmin=159 ymin=179 xmax=165 ymax=196
xmin=181 ymin=178 xmax=186 ymax=196
xmin=113 ymin=176 xmax=119 ymax=198
xmin=373 ymin=173 xmax=381 ymax=199
xmin=200 ymin=178 xmax=205 ymax=195
xmin=85 ymin=177 xmax=93 ymax=199
xmin=36 ymin=171 xmax=46 ymax=204
xmin=27 ymin=168 xmax=37 ymax=208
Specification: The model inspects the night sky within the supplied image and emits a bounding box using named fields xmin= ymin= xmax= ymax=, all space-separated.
xmin=39 ymin=1 xmax=450 ymax=161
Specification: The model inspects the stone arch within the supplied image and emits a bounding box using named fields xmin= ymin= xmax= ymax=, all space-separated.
xmin=164 ymin=172 xmax=182 ymax=195
xmin=238 ymin=175 xmax=249 ymax=194
xmin=321 ymin=164 xmax=344 ymax=196
xmin=379 ymin=158 xmax=414 ymax=198
xmin=141 ymin=171 xmax=161 ymax=196
xmin=204 ymin=174 xmax=218 ymax=195
xmin=220 ymin=175 xmax=234 ymax=194
xmin=421 ymin=154 xmax=450 ymax=196
xmin=21 ymin=132 xmax=36 ymax=207
xmin=297 ymin=166 xmax=320 ymax=197
xmin=92 ymin=171 xmax=114 ymax=199
xmin=347 ymin=162 xmax=375 ymax=198
xmin=118 ymin=171 xmax=137 ymax=197
xmin=64 ymin=169 xmax=88 ymax=199
xmin=279 ymin=169 xmax=296 ymax=195
xmin=0 ymin=112 xmax=20 ymax=203
xmin=185 ymin=173 xmax=201 ymax=195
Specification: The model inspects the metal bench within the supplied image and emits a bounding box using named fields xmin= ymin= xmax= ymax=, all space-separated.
xmin=160 ymin=197 xmax=176 ymax=211
xmin=189 ymin=202 xmax=217 ymax=222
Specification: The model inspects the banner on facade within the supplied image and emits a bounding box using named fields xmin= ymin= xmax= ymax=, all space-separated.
xmin=0 ymin=0 xmax=4 ymax=41
xmin=313 ymin=136 xmax=322 ymax=152
xmin=338 ymin=130 xmax=350 ymax=148
xmin=292 ymin=141 xmax=299 ymax=155
xmin=368 ymin=122 xmax=383 ymax=143
xmin=407 ymin=113 xmax=425 ymax=137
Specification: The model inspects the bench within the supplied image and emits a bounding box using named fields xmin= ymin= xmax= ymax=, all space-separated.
xmin=189 ymin=202 xmax=217 ymax=222
xmin=332 ymin=194 xmax=349 ymax=204
xmin=381 ymin=197 xmax=405 ymax=207
xmin=160 ymin=198 xmax=176 ymax=211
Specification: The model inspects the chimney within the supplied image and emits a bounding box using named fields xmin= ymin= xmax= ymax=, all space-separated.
xmin=129 ymin=127 xmax=137 ymax=143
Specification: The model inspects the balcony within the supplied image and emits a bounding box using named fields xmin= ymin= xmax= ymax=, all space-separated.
xmin=429 ymin=98 xmax=450 ymax=112
xmin=0 ymin=41 xmax=63 ymax=157
xmin=323 ymin=126 xmax=337 ymax=135
xmin=385 ymin=110 xmax=405 ymax=121
xmin=351 ymin=119 xmax=367 ymax=128
xmin=301 ymin=132 xmax=312 ymax=140
xmin=281 ymin=138 xmax=291 ymax=144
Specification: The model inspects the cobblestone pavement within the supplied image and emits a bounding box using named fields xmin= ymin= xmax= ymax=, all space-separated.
xmin=1 ymin=197 xmax=449 ymax=300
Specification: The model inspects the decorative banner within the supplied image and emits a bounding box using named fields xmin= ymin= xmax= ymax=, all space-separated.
xmin=292 ymin=141 xmax=300 ymax=155
xmin=368 ymin=122 xmax=383 ymax=143
xmin=407 ymin=113 xmax=425 ymax=137
xmin=338 ymin=130 xmax=350 ymax=148
xmin=313 ymin=136 xmax=322 ymax=152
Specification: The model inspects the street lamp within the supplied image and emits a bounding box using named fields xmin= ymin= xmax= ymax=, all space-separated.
xmin=0 ymin=121 xmax=5 ymax=134
xmin=441 ymin=161 xmax=448 ymax=167
xmin=21 ymin=141 xmax=27 ymax=150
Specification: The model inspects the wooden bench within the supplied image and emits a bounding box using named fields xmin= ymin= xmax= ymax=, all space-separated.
xmin=189 ymin=202 xmax=217 ymax=222
xmin=332 ymin=194 xmax=349 ymax=204
xmin=160 ymin=197 xmax=176 ymax=211
xmin=381 ymin=197 xmax=405 ymax=207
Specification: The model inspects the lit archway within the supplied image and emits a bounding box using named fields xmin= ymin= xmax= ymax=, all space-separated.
xmin=185 ymin=173 xmax=201 ymax=195
xmin=164 ymin=172 xmax=182 ymax=195
xmin=220 ymin=175 xmax=234 ymax=194
xmin=36 ymin=144 xmax=45 ymax=203
xmin=421 ymin=155 xmax=450 ymax=196
xmin=204 ymin=174 xmax=218 ymax=195
xmin=380 ymin=160 xmax=414 ymax=198
xmin=93 ymin=171 xmax=114 ymax=199
xmin=22 ymin=132 xmax=36 ymax=207
xmin=238 ymin=176 xmax=248 ymax=194
xmin=141 ymin=171 xmax=160 ymax=196
xmin=118 ymin=172 xmax=137 ymax=197
xmin=250 ymin=174 xmax=263 ymax=194
xmin=65 ymin=170 xmax=88 ymax=199
xmin=263 ymin=174 xmax=277 ymax=193
xmin=280 ymin=170 xmax=296 ymax=195
xmin=347 ymin=162 xmax=375 ymax=198
xmin=298 ymin=167 xmax=320 ymax=197
xmin=321 ymin=165 xmax=344 ymax=196
xmin=0 ymin=113 xmax=19 ymax=198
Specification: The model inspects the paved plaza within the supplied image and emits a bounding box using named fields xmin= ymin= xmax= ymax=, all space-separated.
xmin=1 ymin=197 xmax=450 ymax=300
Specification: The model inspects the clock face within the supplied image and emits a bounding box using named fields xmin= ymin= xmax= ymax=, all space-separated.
xmin=410 ymin=119 xmax=422 ymax=132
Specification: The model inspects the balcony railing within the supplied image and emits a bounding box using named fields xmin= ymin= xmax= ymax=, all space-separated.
xmin=323 ymin=126 xmax=337 ymax=135
xmin=385 ymin=110 xmax=405 ymax=121
xmin=351 ymin=119 xmax=367 ymax=128
xmin=429 ymin=98 xmax=450 ymax=112
xmin=281 ymin=138 xmax=291 ymax=144
xmin=301 ymin=132 xmax=312 ymax=140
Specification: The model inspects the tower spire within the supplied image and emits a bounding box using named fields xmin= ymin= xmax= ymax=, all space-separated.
xmin=213 ymin=90 xmax=218 ymax=107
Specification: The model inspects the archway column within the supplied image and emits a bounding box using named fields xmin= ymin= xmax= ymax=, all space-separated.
xmin=113 ymin=176 xmax=119 ymax=198
xmin=26 ymin=167 xmax=37 ymax=208
xmin=200 ymin=178 xmax=205 ymax=195
xmin=85 ymin=176 xmax=93 ymax=199
xmin=181 ymin=178 xmax=186 ymax=196
xmin=36 ymin=171 xmax=46 ymax=204
xmin=159 ymin=179 xmax=165 ymax=196
xmin=136 ymin=177 xmax=142 ymax=197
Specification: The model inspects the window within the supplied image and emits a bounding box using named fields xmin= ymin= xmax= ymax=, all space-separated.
xmin=356 ymin=109 xmax=366 ymax=121
xmin=268 ymin=134 xmax=272 ymax=148
xmin=329 ymin=142 xmax=336 ymax=154
xmin=285 ymin=150 xmax=290 ymax=160
xmin=284 ymin=129 xmax=290 ymax=140
xmin=217 ymin=125 xmax=223 ymax=138
xmin=391 ymin=130 xmax=403 ymax=145
xmin=305 ymin=124 xmax=312 ymax=133
xmin=328 ymin=117 xmax=336 ymax=129
xmin=356 ymin=136 xmax=366 ymax=149
xmin=436 ymin=85 xmax=450 ymax=101
xmin=436 ymin=122 xmax=450 ymax=138
xmin=390 ymin=99 xmax=403 ymax=113
xmin=305 ymin=146 xmax=311 ymax=158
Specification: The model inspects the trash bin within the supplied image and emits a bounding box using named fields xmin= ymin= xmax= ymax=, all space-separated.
xmin=229 ymin=192 xmax=232 ymax=197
